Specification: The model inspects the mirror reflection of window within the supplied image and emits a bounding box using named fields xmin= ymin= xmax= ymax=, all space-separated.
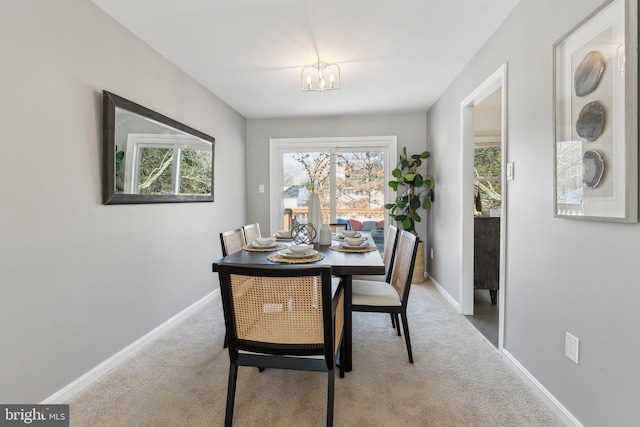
xmin=556 ymin=140 xmax=584 ymax=215
xmin=138 ymin=147 xmax=174 ymax=194
xmin=122 ymin=134 xmax=212 ymax=196
xmin=179 ymin=148 xmax=213 ymax=195
xmin=112 ymin=103 xmax=214 ymax=196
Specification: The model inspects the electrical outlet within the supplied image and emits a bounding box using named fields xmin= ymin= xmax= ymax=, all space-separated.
xmin=565 ymin=332 xmax=579 ymax=364
xmin=258 ymin=184 xmax=265 ymax=193
xmin=430 ymin=248 xmax=434 ymax=259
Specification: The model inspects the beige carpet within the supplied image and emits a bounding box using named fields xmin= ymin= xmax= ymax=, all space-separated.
xmin=69 ymin=281 xmax=564 ymax=426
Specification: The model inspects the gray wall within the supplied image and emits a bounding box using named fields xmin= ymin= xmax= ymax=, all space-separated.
xmin=246 ymin=113 xmax=429 ymax=241
xmin=427 ymin=0 xmax=639 ymax=425
xmin=0 ymin=0 xmax=246 ymax=402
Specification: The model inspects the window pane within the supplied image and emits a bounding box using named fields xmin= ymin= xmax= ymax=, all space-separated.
xmin=179 ymin=148 xmax=212 ymax=195
xmin=474 ymin=147 xmax=502 ymax=211
xmin=276 ymin=141 xmax=391 ymax=256
xmin=138 ymin=147 xmax=173 ymax=194
xmin=282 ymin=151 xmax=331 ymax=224
xmin=336 ymin=151 xmax=385 ymax=220
xmin=281 ymin=150 xmax=385 ymax=229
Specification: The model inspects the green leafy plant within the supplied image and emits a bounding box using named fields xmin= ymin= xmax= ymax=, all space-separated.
xmin=385 ymin=147 xmax=435 ymax=235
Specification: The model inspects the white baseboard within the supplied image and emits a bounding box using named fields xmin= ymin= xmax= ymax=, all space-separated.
xmin=429 ymin=276 xmax=581 ymax=426
xmin=501 ymin=349 xmax=583 ymax=427
xmin=429 ymin=275 xmax=460 ymax=312
xmin=41 ymin=290 xmax=221 ymax=404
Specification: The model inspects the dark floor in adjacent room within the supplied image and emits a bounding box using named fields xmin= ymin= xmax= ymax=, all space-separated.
xmin=465 ymin=289 xmax=499 ymax=347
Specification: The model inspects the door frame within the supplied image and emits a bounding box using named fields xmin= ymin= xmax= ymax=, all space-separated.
xmin=459 ymin=64 xmax=507 ymax=351
xmin=268 ymin=136 xmax=397 ymax=235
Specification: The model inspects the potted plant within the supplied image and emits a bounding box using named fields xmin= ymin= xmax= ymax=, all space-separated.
xmin=385 ymin=147 xmax=435 ymax=234
xmin=385 ymin=147 xmax=435 ymax=282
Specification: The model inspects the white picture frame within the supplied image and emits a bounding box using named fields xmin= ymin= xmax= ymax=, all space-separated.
xmin=553 ymin=0 xmax=638 ymax=222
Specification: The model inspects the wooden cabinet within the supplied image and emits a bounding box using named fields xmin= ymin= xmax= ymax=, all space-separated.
xmin=474 ymin=217 xmax=500 ymax=304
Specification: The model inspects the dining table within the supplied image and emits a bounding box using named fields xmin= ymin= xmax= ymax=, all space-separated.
xmin=212 ymin=232 xmax=385 ymax=372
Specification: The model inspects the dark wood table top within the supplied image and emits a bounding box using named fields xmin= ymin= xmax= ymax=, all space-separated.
xmin=212 ymin=237 xmax=385 ymax=276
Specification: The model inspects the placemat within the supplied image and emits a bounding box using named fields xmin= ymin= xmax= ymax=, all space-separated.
xmin=243 ymin=243 xmax=288 ymax=252
xmin=267 ymin=252 xmax=324 ymax=264
xmin=330 ymin=244 xmax=378 ymax=253
xmin=275 ymin=237 xmax=294 ymax=242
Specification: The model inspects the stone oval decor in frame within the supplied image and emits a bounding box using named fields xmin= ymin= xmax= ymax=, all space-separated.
xmin=574 ymin=50 xmax=605 ymax=97
xmin=576 ymin=100 xmax=605 ymax=142
xmin=582 ymin=150 xmax=604 ymax=188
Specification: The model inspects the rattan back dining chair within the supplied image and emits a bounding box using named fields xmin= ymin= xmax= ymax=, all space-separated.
xmin=242 ymin=223 xmax=261 ymax=244
xmin=220 ymin=228 xmax=246 ymax=257
xmin=351 ymin=230 xmax=419 ymax=363
xmin=217 ymin=264 xmax=345 ymax=427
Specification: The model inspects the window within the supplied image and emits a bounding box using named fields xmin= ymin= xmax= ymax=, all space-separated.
xmin=269 ymin=137 xmax=397 ymax=247
xmin=473 ymin=146 xmax=502 ymax=213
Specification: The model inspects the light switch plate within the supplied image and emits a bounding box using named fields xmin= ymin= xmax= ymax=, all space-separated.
xmin=506 ymin=162 xmax=514 ymax=181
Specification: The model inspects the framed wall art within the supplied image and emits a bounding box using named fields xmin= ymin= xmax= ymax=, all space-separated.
xmin=553 ymin=0 xmax=638 ymax=222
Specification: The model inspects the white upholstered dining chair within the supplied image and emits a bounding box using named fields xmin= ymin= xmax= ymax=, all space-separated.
xmin=242 ymin=223 xmax=261 ymax=244
xmin=352 ymin=225 xmax=399 ymax=283
xmin=351 ymin=230 xmax=419 ymax=363
xmin=220 ymin=228 xmax=246 ymax=257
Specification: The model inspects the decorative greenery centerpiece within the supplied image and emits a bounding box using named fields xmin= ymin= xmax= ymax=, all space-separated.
xmin=385 ymin=147 xmax=435 ymax=235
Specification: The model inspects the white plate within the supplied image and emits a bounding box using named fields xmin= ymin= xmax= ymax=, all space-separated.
xmin=340 ymin=243 xmax=370 ymax=251
xmin=251 ymin=241 xmax=277 ymax=249
xmin=278 ymin=249 xmax=318 ymax=258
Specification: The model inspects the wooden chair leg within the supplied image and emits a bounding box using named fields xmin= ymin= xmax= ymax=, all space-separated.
xmin=390 ymin=313 xmax=396 ymax=329
xmin=225 ymin=364 xmax=239 ymax=426
xmin=400 ymin=311 xmax=413 ymax=363
xmin=326 ymin=370 xmax=335 ymax=427
xmin=395 ymin=313 xmax=401 ymax=336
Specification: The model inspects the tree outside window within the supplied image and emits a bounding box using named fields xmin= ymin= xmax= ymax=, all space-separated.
xmin=474 ymin=146 xmax=501 ymax=212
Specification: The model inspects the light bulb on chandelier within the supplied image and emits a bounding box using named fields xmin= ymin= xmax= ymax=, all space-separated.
xmin=301 ymin=57 xmax=340 ymax=93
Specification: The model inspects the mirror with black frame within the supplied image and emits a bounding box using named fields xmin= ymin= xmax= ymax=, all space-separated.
xmin=102 ymin=90 xmax=215 ymax=204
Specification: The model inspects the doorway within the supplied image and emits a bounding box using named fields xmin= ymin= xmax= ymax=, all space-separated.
xmin=459 ymin=65 xmax=507 ymax=350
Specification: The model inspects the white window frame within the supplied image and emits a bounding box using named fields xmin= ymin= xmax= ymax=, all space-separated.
xmin=124 ymin=133 xmax=212 ymax=194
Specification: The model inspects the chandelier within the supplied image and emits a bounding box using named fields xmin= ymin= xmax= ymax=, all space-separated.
xmin=301 ymin=57 xmax=340 ymax=93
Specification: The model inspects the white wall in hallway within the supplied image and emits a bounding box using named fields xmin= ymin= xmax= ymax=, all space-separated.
xmin=427 ymin=0 xmax=640 ymax=425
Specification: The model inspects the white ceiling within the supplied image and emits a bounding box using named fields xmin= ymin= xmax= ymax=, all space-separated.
xmin=92 ymin=0 xmax=520 ymax=119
